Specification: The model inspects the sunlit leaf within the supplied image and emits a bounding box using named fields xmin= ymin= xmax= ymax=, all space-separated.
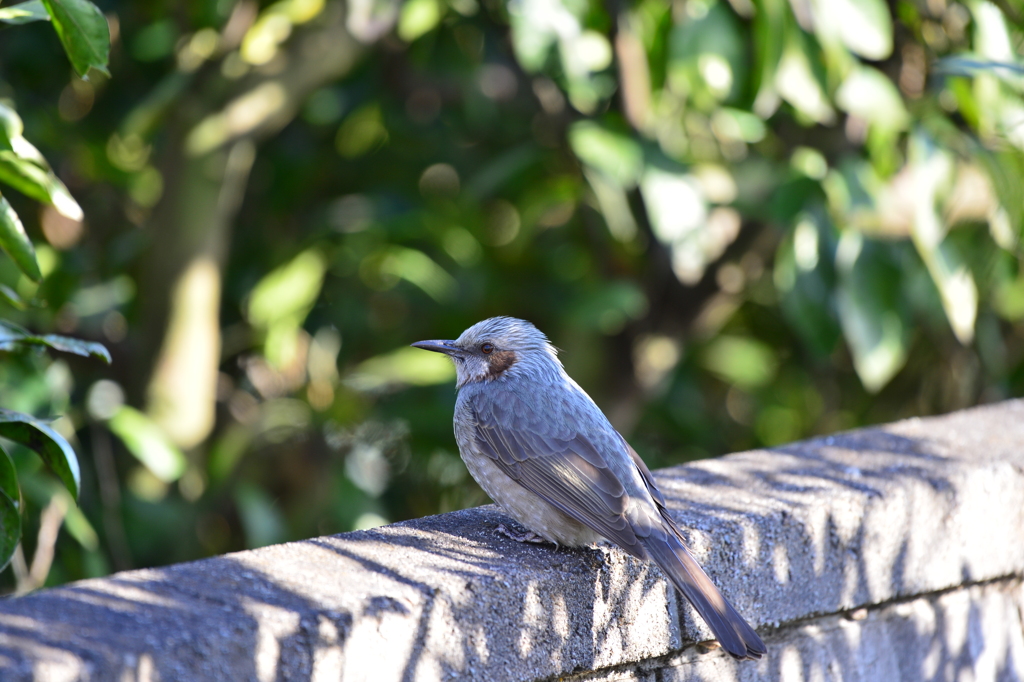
xmin=40 ymin=0 xmax=110 ymax=77
xmin=0 ymin=103 xmax=51 ymax=167
xmin=107 ymin=406 xmax=187 ymax=483
xmin=348 ymin=346 xmax=455 ymax=391
xmin=582 ymin=168 xmax=638 ymax=241
xmin=775 ymin=35 xmax=834 ymax=124
xmin=923 ymin=242 xmax=978 ymax=344
xmin=335 ymin=104 xmax=388 ymax=158
xmin=378 ymin=247 xmax=456 ymax=302
xmin=811 ymin=0 xmax=892 ymax=60
xmin=0 ymin=0 xmax=49 ymax=24
xmin=0 ymin=151 xmax=83 ymax=220
xmin=508 ymin=0 xmax=579 ymax=72
xmin=909 ymin=132 xmax=977 ymax=343
xmin=701 ymin=336 xmax=778 ymax=389
xmin=835 ymin=66 xmax=908 ymax=131
xmin=397 ymin=0 xmax=443 ymax=42
xmin=711 ymin=108 xmax=767 ymax=143
xmin=0 ymin=409 xmax=80 ymax=501
xmin=568 ymin=121 xmax=643 ymax=188
xmin=0 ymin=193 xmax=40 ymax=281
xmin=640 ymin=165 xmax=706 ymax=244
xmin=0 ymin=152 xmax=55 ymax=202
xmin=247 ymin=249 xmax=327 ymax=327
xmin=969 ymin=1 xmax=1016 ymax=64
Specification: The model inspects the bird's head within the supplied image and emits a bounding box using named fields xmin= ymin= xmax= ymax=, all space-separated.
xmin=411 ymin=317 xmax=560 ymax=388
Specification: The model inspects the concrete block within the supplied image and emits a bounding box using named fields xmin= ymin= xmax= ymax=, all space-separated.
xmin=651 ymin=579 xmax=1024 ymax=682
xmin=0 ymin=400 xmax=1022 ymax=681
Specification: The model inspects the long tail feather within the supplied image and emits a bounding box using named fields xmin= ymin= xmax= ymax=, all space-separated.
xmin=642 ymin=531 xmax=766 ymax=660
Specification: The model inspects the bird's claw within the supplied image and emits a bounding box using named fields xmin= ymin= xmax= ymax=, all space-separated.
xmin=495 ymin=523 xmax=548 ymax=544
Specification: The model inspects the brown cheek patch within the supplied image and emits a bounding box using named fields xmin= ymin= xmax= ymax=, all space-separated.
xmin=485 ymin=350 xmax=518 ymax=379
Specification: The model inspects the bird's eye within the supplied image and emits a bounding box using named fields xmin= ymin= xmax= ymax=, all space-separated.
xmin=481 ymin=343 xmax=494 ymax=355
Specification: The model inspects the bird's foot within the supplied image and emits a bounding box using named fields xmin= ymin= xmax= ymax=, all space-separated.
xmin=495 ymin=523 xmax=548 ymax=544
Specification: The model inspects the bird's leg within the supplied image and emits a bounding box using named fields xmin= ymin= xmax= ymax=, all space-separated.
xmin=495 ymin=523 xmax=549 ymax=544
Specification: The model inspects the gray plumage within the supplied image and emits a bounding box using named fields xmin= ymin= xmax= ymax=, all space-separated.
xmin=412 ymin=317 xmax=766 ymax=660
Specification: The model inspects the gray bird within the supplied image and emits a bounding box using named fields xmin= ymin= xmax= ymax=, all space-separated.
xmin=412 ymin=317 xmax=765 ymax=660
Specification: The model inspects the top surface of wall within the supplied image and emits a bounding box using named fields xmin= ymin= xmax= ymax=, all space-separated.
xmin=1 ymin=400 xmax=1023 ymax=681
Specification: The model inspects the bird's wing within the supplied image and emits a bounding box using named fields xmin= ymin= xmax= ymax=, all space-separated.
xmin=619 ymin=434 xmax=666 ymax=507
xmin=469 ymin=391 xmax=653 ymax=558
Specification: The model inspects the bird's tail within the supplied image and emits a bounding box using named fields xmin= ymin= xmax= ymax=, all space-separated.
xmin=642 ymin=528 xmax=766 ymax=660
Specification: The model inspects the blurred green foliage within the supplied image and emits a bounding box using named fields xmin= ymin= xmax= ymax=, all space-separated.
xmin=0 ymin=0 xmax=110 ymax=581
xmin=0 ymin=0 xmax=1023 ymax=590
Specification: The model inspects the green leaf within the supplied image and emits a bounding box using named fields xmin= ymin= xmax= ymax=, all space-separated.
xmin=0 ymin=152 xmax=51 ymax=202
xmin=0 ymin=151 xmax=83 ymax=220
xmin=775 ymin=213 xmax=842 ymax=358
xmin=568 ymin=121 xmax=644 ymax=188
xmin=976 ymin=145 xmax=1024 ymax=239
xmin=40 ymin=0 xmax=110 ymax=77
xmin=668 ymin=0 xmax=747 ymax=102
xmin=0 ymin=445 xmax=22 ymax=571
xmin=247 ymin=249 xmax=327 ymax=328
xmin=0 ymin=409 xmax=80 ymax=501
xmin=0 ymin=193 xmax=41 ymax=282
xmin=812 ymin=0 xmax=892 ymax=60
xmin=0 ymin=104 xmax=22 ymax=149
xmin=0 ymin=284 xmax=28 ymax=310
xmin=640 ymin=163 xmax=706 ymax=244
xmin=0 ymin=487 xmax=21 ymax=572
xmin=0 ymin=444 xmax=20 ymax=508
xmin=36 ymin=334 xmax=111 ymax=363
xmin=775 ymin=34 xmax=835 ymax=125
xmin=107 ymin=406 xmax=187 ymax=483
xmin=834 ymin=233 xmax=909 ymax=392
xmin=0 ymin=321 xmax=111 ymax=362
xmin=835 ymin=66 xmax=909 ymax=132
xmin=751 ymin=0 xmax=788 ymax=116
xmin=0 ymin=0 xmax=50 ymax=24
xmin=701 ymin=336 xmax=779 ymax=389
xmin=397 ymin=0 xmax=444 ymax=42
xmin=0 ymin=103 xmax=50 ymax=167
xmin=908 ymin=132 xmax=977 ymax=344
xmin=347 ymin=346 xmax=455 ymax=391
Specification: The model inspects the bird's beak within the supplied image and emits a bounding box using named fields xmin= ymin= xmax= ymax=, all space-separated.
xmin=411 ymin=339 xmax=464 ymax=357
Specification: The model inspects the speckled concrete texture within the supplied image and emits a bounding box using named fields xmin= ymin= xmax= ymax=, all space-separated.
xmin=0 ymin=401 xmax=1023 ymax=681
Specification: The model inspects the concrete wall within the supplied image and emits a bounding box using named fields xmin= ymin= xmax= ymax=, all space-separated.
xmin=1 ymin=401 xmax=1023 ymax=681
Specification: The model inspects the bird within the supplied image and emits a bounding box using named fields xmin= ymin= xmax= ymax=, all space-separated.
xmin=411 ymin=316 xmax=766 ymax=660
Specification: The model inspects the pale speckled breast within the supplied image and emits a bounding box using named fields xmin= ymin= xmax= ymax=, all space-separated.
xmin=463 ymin=447 xmax=603 ymax=546
xmin=454 ymin=416 xmax=602 ymax=547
